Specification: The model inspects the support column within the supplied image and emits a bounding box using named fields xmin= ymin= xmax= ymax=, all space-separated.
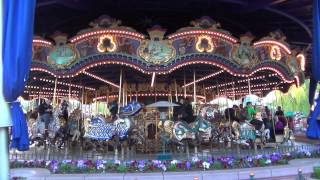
xmin=174 ymin=79 xmax=178 ymax=102
xmin=95 ymin=91 xmax=98 ymax=115
xmin=118 ymin=69 xmax=123 ymax=113
xmin=184 ymin=71 xmax=186 ymax=98
xmin=53 ymin=78 xmax=58 ymax=107
xmin=203 ymin=84 xmax=206 ymax=103
xmin=193 ymin=70 xmax=196 ymax=105
xmin=0 ymin=128 xmax=9 ymax=180
xmin=248 ymin=78 xmax=251 ymax=95
xmin=81 ymin=86 xmax=84 ymax=125
xmin=68 ymin=78 xmax=71 ymax=100
xmin=129 ymin=88 xmax=132 ymax=102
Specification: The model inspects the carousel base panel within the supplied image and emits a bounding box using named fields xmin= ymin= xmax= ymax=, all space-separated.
xmin=9 ymin=158 xmax=319 ymax=180
xmin=9 ymin=142 xmax=317 ymax=162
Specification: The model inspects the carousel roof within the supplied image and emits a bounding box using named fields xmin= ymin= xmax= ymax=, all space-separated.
xmin=35 ymin=0 xmax=312 ymax=63
xmin=27 ymin=0 xmax=311 ymax=101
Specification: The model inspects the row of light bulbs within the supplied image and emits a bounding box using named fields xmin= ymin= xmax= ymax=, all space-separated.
xmin=70 ymin=30 xmax=145 ymax=43
xmin=219 ymin=86 xmax=282 ymax=94
xmin=168 ymin=30 xmax=238 ymax=44
xmin=93 ymin=93 xmax=206 ymax=101
xmin=33 ymin=77 xmax=95 ymax=91
xmin=182 ymin=70 xmax=224 ymax=87
xmin=25 ymin=85 xmax=79 ymax=93
xmin=253 ymin=40 xmax=291 ymax=54
xmin=82 ymin=71 xmax=120 ymax=88
xmin=31 ymin=60 xmax=296 ymax=87
xmin=206 ymin=74 xmax=278 ymax=90
xmin=25 ymin=90 xmax=79 ymax=97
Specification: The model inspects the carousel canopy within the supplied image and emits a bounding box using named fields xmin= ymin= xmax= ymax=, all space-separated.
xmin=27 ymin=0 xmax=311 ymax=102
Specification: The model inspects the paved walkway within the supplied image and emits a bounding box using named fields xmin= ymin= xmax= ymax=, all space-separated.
xmin=10 ymin=158 xmax=320 ymax=180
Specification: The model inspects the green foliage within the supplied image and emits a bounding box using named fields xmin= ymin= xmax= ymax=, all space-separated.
xmin=270 ymin=79 xmax=317 ymax=116
xmin=59 ymin=164 xmax=72 ymax=174
xmin=117 ymin=164 xmax=127 ymax=173
xmin=258 ymin=159 xmax=267 ymax=167
xmin=277 ymin=159 xmax=288 ymax=165
xmin=168 ymin=164 xmax=177 ymax=171
xmin=314 ymin=167 xmax=320 ymax=179
xmin=213 ymin=161 xmax=223 ymax=170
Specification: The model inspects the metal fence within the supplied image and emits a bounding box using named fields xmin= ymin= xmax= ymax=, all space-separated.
xmin=10 ymin=143 xmax=319 ymax=161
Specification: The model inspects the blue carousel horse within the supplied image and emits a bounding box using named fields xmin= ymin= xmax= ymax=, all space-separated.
xmin=84 ymin=102 xmax=143 ymax=142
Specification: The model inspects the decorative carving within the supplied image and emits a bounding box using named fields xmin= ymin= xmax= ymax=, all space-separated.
xmin=232 ymin=32 xmax=257 ymax=67
xmin=78 ymin=15 xmax=137 ymax=34
xmin=270 ymin=45 xmax=282 ymax=61
xmin=77 ymin=38 xmax=98 ymax=57
xmin=138 ymin=26 xmax=175 ymax=64
xmin=48 ymin=32 xmax=78 ymax=68
xmin=177 ymin=37 xmax=194 ymax=55
xmin=117 ymin=37 xmax=135 ymax=55
xmin=269 ymin=30 xmax=287 ymax=43
xmin=296 ymin=53 xmax=305 ymax=71
xmin=97 ymin=34 xmax=117 ymax=53
xmin=286 ymin=50 xmax=299 ymax=73
xmin=177 ymin=16 xmax=231 ymax=35
xmin=195 ymin=35 xmax=216 ymax=53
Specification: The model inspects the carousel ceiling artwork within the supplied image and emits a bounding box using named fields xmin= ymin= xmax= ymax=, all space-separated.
xmin=28 ymin=15 xmax=307 ymax=100
xmin=138 ymin=26 xmax=176 ymax=65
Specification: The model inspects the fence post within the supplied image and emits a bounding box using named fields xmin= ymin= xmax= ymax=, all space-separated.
xmin=297 ymin=168 xmax=304 ymax=180
xmin=249 ymin=172 xmax=254 ymax=180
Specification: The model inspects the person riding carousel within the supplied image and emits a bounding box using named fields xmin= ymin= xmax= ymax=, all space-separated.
xmin=245 ymin=102 xmax=263 ymax=130
xmin=60 ymin=99 xmax=69 ymax=121
xmin=38 ymin=99 xmax=53 ymax=129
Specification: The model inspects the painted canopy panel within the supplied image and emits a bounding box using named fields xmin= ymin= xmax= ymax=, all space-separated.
xmin=31 ymin=16 xmax=305 ymax=85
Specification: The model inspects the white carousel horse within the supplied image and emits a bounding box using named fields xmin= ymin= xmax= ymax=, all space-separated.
xmin=68 ymin=108 xmax=81 ymax=142
xmin=30 ymin=108 xmax=63 ymax=146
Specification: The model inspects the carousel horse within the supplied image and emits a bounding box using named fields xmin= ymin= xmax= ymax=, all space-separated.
xmin=83 ymin=102 xmax=144 ymax=151
xmin=189 ymin=117 xmax=212 ymax=143
xmin=199 ymin=104 xmax=230 ymax=144
xmin=158 ymin=116 xmax=213 ymax=146
xmin=68 ymin=108 xmax=82 ymax=142
xmin=30 ymin=107 xmax=65 ymax=147
xmin=283 ymin=123 xmax=295 ymax=145
xmin=232 ymin=119 xmax=270 ymax=147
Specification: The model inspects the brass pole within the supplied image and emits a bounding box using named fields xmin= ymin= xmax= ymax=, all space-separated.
xmin=118 ymin=69 xmax=123 ymax=113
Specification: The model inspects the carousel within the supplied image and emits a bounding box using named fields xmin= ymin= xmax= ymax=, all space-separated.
xmin=23 ymin=15 xmax=306 ymax=160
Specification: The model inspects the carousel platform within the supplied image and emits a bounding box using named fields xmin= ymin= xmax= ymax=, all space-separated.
xmin=10 ymin=158 xmax=319 ymax=180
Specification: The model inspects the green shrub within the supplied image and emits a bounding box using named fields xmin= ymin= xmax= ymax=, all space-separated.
xmin=213 ymin=162 xmax=222 ymax=170
xmin=168 ymin=164 xmax=177 ymax=171
xmin=117 ymin=165 xmax=127 ymax=173
xmin=313 ymin=167 xmax=320 ymax=179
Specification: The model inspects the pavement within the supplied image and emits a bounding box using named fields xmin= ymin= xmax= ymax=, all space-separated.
xmin=10 ymin=158 xmax=320 ymax=180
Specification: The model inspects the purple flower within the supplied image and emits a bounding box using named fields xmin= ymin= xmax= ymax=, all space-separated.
xmin=114 ymin=160 xmax=121 ymax=165
xmin=152 ymin=160 xmax=161 ymax=168
xmin=77 ymin=160 xmax=86 ymax=168
xmin=208 ymin=157 xmax=214 ymax=164
xmin=96 ymin=160 xmax=105 ymax=170
xmin=185 ymin=161 xmax=191 ymax=170
xmin=50 ymin=160 xmax=58 ymax=173
xmin=138 ymin=160 xmax=145 ymax=172
xmin=62 ymin=160 xmax=72 ymax=164
xmin=255 ymin=154 xmax=263 ymax=159
xmin=160 ymin=164 xmax=166 ymax=171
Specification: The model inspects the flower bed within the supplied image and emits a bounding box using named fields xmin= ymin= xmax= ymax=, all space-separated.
xmin=10 ymin=149 xmax=320 ymax=174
